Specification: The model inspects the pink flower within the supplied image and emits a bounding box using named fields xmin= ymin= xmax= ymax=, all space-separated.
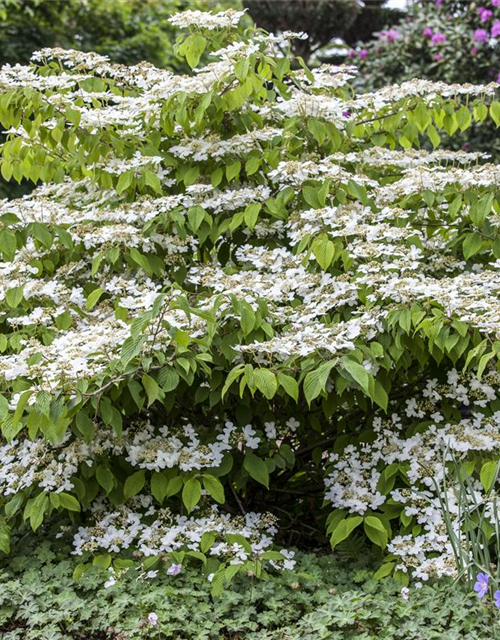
xmin=435 ymin=53 xmax=442 ymax=61
xmin=359 ymin=49 xmax=368 ymax=59
xmin=492 ymin=21 xmax=500 ymax=37
xmin=436 ymin=0 xmax=443 ymax=6
xmin=471 ymin=45 xmax=478 ymax=55
xmin=474 ymin=28 xmax=489 ymax=42
xmin=478 ymin=7 xmax=493 ymax=22
xmin=493 ymin=0 xmax=500 ymax=6
xmin=167 ymin=563 xmax=182 ymax=575
xmin=380 ymin=28 xmax=400 ymax=42
xmin=348 ymin=49 xmax=356 ymax=59
xmin=431 ymin=32 xmax=446 ymax=44
xmin=423 ymin=27 xmax=433 ymax=37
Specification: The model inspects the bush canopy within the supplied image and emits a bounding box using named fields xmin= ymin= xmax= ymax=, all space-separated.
xmin=1 ymin=8 xmax=500 ymax=593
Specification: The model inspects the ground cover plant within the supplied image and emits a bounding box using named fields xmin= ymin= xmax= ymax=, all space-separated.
xmin=0 ymin=533 xmax=498 ymax=639
xmin=2 ymin=6 xmax=500 ymax=606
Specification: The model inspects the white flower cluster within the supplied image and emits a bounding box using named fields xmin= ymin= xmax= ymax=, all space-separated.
xmin=73 ymin=496 xmax=295 ymax=571
xmin=325 ymin=368 xmax=500 ymax=581
xmin=168 ymin=9 xmax=247 ymax=30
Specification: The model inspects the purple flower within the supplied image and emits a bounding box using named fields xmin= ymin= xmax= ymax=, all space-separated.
xmin=474 ymin=573 xmax=489 ymax=598
xmin=492 ymin=21 xmax=500 ymax=37
xmin=493 ymin=0 xmax=500 ymax=6
xmin=434 ymin=53 xmax=442 ymax=61
xmin=348 ymin=49 xmax=356 ymax=59
xmin=359 ymin=49 xmax=368 ymax=59
xmin=342 ymin=110 xmax=351 ymax=118
xmin=471 ymin=45 xmax=478 ymax=55
xmin=436 ymin=0 xmax=443 ymax=6
xmin=474 ymin=28 xmax=489 ymax=42
xmin=431 ymin=32 xmax=446 ymax=45
xmin=148 ymin=613 xmax=158 ymax=627
xmin=495 ymin=590 xmax=500 ymax=609
xmin=167 ymin=563 xmax=182 ymax=575
xmin=423 ymin=27 xmax=433 ymax=37
xmin=478 ymin=7 xmax=494 ymax=22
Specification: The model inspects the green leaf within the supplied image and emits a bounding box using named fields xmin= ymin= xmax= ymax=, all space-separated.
xmin=302 ymin=186 xmax=322 ymax=209
xmin=116 ymin=169 xmax=134 ymax=194
xmin=85 ymin=287 xmax=104 ymax=310
xmin=244 ymin=203 xmax=261 ymax=229
xmin=480 ymin=460 xmax=498 ymax=493
xmin=202 ymin=474 xmax=225 ymax=504
xmin=303 ymin=361 xmax=336 ymax=405
xmin=29 ymin=493 xmax=49 ymax=531
xmin=463 ymin=232 xmax=483 ymax=259
xmin=490 ymin=101 xmax=500 ymax=127
xmin=6 ymin=286 xmax=23 ymax=308
xmin=58 ymin=493 xmax=81 ymax=512
xmin=330 ymin=516 xmax=363 ymax=549
xmin=96 ymin=465 xmax=115 ymax=494
xmin=253 ymin=369 xmax=278 ymax=399
xmin=312 ymin=236 xmax=335 ymax=270
xmin=244 ymin=452 xmax=269 ymax=488
xmin=182 ymin=478 xmax=202 ymax=512
xmin=0 ymin=518 xmax=10 ymax=554
xmin=340 ymin=359 xmax=372 ymax=396
xmin=142 ymin=373 xmax=160 ymax=407
xmin=183 ymin=33 xmax=206 ymax=69
xmin=123 ymin=470 xmax=146 ymax=499
xmin=151 ymin=472 xmax=169 ymax=504
xmin=364 ymin=515 xmax=388 ymax=549
xmin=155 ymin=368 xmax=178 ymax=393
xmin=373 ymin=562 xmax=395 ymax=580
xmin=226 ymin=160 xmax=241 ymax=182
xmin=278 ymin=373 xmax=299 ymax=402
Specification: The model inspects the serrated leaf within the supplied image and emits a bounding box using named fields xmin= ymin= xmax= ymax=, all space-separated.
xmin=253 ymin=369 xmax=278 ymax=399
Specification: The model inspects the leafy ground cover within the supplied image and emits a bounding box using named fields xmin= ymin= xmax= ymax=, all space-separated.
xmin=0 ymin=533 xmax=497 ymax=640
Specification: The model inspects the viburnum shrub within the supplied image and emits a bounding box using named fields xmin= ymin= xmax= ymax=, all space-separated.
xmin=2 ymin=7 xmax=500 ymax=594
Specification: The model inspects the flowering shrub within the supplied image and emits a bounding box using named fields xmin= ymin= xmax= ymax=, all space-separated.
xmin=1 ymin=8 xmax=500 ymax=592
xmin=352 ymin=0 xmax=500 ymax=88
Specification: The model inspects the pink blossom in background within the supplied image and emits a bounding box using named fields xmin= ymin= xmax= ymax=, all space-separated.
xmin=359 ymin=49 xmax=368 ymax=59
xmin=493 ymin=0 xmax=500 ymax=6
xmin=436 ymin=0 xmax=443 ymax=6
xmin=471 ymin=46 xmax=478 ymax=55
xmin=348 ymin=50 xmax=356 ymax=59
xmin=423 ymin=27 xmax=433 ymax=37
xmin=380 ymin=28 xmax=400 ymax=43
xmin=492 ymin=21 xmax=500 ymax=37
xmin=478 ymin=7 xmax=493 ymax=22
xmin=474 ymin=28 xmax=489 ymax=42
xmin=431 ymin=32 xmax=446 ymax=45
xmin=435 ymin=53 xmax=442 ymax=61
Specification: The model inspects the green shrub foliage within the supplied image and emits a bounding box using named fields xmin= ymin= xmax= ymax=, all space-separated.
xmin=1 ymin=8 xmax=500 ymax=593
